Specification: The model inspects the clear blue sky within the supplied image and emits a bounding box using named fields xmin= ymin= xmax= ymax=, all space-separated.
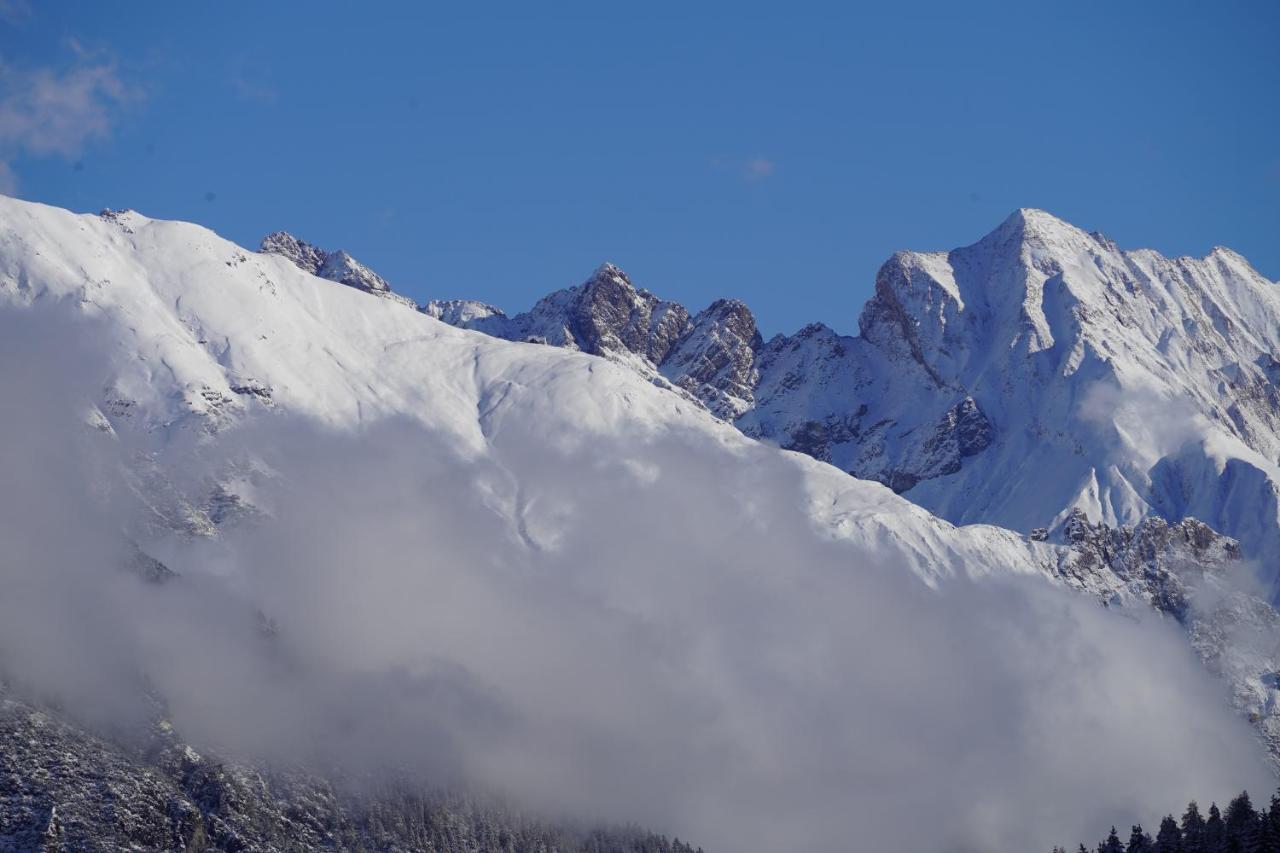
xmin=2 ymin=2 xmax=1277 ymax=335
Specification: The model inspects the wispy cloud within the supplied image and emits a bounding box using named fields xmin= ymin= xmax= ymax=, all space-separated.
xmin=231 ymin=74 xmax=278 ymax=104
xmin=711 ymin=155 xmax=778 ymax=184
xmin=0 ymin=49 xmax=139 ymax=193
xmin=742 ymin=156 xmax=775 ymax=182
xmin=227 ymin=54 xmax=279 ymax=104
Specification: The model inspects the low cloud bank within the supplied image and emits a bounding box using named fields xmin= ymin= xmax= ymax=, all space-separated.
xmin=0 ymin=311 xmax=1273 ymax=852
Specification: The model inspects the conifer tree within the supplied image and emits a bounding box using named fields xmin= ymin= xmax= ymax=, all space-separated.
xmin=1155 ymin=815 xmax=1183 ymax=853
xmin=1100 ymin=827 xmax=1126 ymax=853
xmin=1129 ymin=825 xmax=1154 ymax=853
xmin=1184 ymin=802 xmax=1208 ymax=853
xmin=1263 ymin=793 xmax=1280 ymax=853
xmin=1224 ymin=791 xmax=1259 ymax=853
xmin=1207 ymin=804 xmax=1226 ymax=853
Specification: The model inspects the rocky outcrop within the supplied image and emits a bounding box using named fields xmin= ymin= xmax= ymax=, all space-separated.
xmin=422 ymin=299 xmax=508 ymax=328
xmin=515 ymin=263 xmax=692 ymax=366
xmin=660 ymin=299 xmax=761 ymax=420
xmin=431 ymin=263 xmax=763 ymax=418
xmin=1047 ymin=511 xmax=1280 ymax=758
xmin=259 ymin=232 xmax=415 ymax=307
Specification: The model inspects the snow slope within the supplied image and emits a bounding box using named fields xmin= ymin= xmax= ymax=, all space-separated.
xmin=0 ymin=197 xmax=1049 ymax=585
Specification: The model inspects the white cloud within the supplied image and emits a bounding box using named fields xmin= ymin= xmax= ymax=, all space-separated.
xmin=711 ymin=155 xmax=777 ymax=184
xmin=743 ymin=156 xmax=775 ymax=182
xmin=0 ymin=54 xmax=137 ymax=192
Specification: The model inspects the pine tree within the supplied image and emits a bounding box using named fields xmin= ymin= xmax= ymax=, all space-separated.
xmin=1263 ymin=792 xmax=1280 ymax=853
xmin=1129 ymin=825 xmax=1154 ymax=853
xmin=1100 ymin=827 xmax=1126 ymax=853
xmin=1184 ymin=802 xmax=1208 ymax=853
xmin=1225 ymin=791 xmax=1260 ymax=853
xmin=1155 ymin=814 xmax=1183 ymax=853
xmin=1207 ymin=804 xmax=1226 ymax=853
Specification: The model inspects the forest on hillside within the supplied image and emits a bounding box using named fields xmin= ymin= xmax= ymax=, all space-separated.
xmin=1054 ymin=790 xmax=1280 ymax=853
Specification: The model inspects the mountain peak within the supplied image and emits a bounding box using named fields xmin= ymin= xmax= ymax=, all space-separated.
xmin=317 ymin=249 xmax=392 ymax=294
xmin=586 ymin=262 xmax=635 ymax=290
xmin=260 ymin=231 xmax=398 ymax=298
xmin=259 ymin=231 xmax=327 ymax=275
xmin=422 ymin=299 xmax=507 ymax=326
xmin=991 ymin=207 xmax=1088 ymax=244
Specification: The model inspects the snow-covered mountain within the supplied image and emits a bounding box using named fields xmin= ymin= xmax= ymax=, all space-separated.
xmin=1 ymin=199 xmax=1048 ymax=586
xmin=254 ymin=203 xmax=1280 ymax=751
xmin=424 ymin=264 xmax=762 ymax=420
xmin=2 ymin=196 xmax=1279 ymax=851
xmin=413 ymin=209 xmax=1280 ymax=597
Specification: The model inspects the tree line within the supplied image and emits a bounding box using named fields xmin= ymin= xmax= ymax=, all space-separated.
xmin=1052 ymin=790 xmax=1280 ymax=853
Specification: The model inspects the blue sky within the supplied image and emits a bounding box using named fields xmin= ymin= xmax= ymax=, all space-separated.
xmin=1 ymin=2 xmax=1276 ymax=335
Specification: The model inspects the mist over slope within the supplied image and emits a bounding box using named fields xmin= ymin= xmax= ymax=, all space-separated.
xmin=0 ymin=196 xmax=1275 ymax=852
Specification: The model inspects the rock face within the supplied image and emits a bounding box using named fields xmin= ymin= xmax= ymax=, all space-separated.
xmin=433 ymin=263 xmax=762 ymax=417
xmin=259 ymin=232 xmax=416 ymax=307
xmin=659 ymin=299 xmax=761 ymax=420
xmin=1047 ymin=512 xmax=1280 ymax=758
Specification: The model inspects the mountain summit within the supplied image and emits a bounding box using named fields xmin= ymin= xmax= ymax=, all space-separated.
xmin=260 ymin=231 xmax=415 ymax=306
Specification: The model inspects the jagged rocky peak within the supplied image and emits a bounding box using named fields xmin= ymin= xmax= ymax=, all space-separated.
xmin=423 ymin=261 xmax=770 ymax=419
xmin=446 ymin=261 xmax=694 ymax=368
xmin=259 ymin=231 xmax=327 ymax=275
xmin=259 ymin=231 xmax=397 ymax=298
xmin=555 ymin=262 xmax=693 ymax=365
xmin=660 ymin=298 xmax=762 ymax=420
xmin=316 ymin=249 xmax=392 ymax=294
xmin=422 ymin=298 xmax=507 ymax=326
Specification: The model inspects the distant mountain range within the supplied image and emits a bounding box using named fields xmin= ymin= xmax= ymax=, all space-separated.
xmin=265 ymin=209 xmax=1280 ymax=596
xmin=0 ymin=196 xmax=1276 ymax=849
